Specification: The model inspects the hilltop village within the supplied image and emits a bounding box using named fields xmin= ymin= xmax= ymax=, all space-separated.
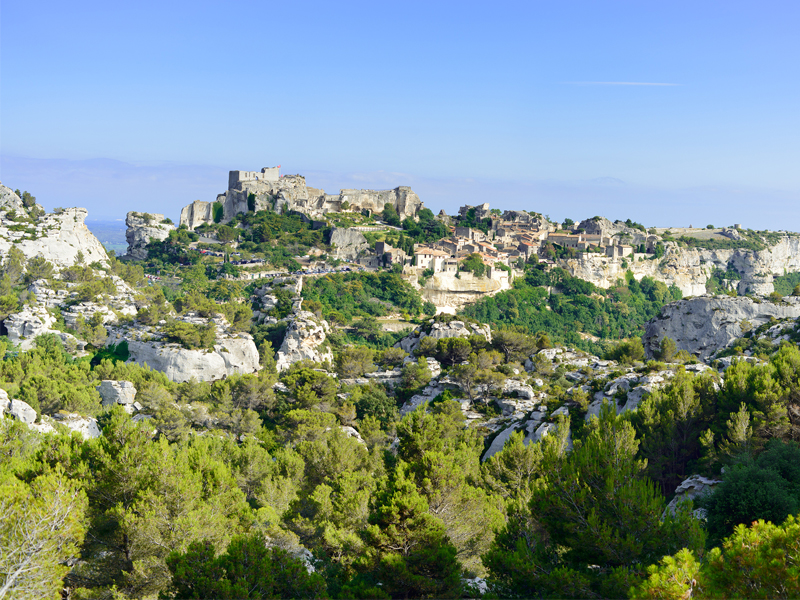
xmin=125 ymin=166 xmax=798 ymax=308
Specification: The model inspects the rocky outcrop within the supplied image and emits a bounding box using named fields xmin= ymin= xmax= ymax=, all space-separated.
xmin=329 ymin=227 xmax=369 ymax=260
xmin=3 ymin=305 xmax=82 ymax=351
xmin=2 ymin=209 xmax=109 ymax=267
xmin=559 ymin=235 xmax=800 ymax=297
xmin=115 ymin=337 xmax=260 ymax=383
xmin=105 ymin=316 xmax=260 ymax=383
xmin=275 ymin=310 xmax=334 ymax=372
xmin=0 ymin=389 xmax=37 ymax=424
xmin=665 ymin=475 xmax=722 ymax=518
xmin=52 ymin=412 xmax=102 ymax=439
xmin=643 ymin=296 xmax=800 ymax=360
xmin=117 ymin=337 xmax=260 ymax=383
xmin=125 ymin=212 xmax=174 ymax=260
xmin=179 ymin=172 xmax=423 ymax=229
xmin=420 ymin=272 xmax=512 ymax=313
xmin=396 ymin=319 xmax=492 ymax=355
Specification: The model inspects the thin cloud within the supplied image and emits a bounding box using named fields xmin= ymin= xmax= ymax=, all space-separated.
xmin=564 ymin=81 xmax=680 ymax=86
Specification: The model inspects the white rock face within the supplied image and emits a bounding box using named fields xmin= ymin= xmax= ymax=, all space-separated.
xmin=396 ymin=320 xmax=492 ymax=355
xmin=644 ymin=296 xmax=800 ymax=360
xmin=3 ymin=305 xmax=81 ymax=351
xmin=0 ymin=392 xmax=37 ymax=424
xmin=106 ymin=316 xmax=260 ymax=383
xmin=53 ymin=413 xmax=102 ymax=440
xmin=118 ymin=337 xmax=260 ymax=383
xmin=97 ymin=380 xmax=137 ymax=408
xmin=0 ymin=184 xmax=109 ymax=269
xmin=275 ymin=310 xmax=334 ymax=372
xmin=559 ymin=234 xmax=800 ymax=297
xmin=329 ymin=227 xmax=369 ymax=260
xmin=665 ymin=474 xmax=722 ymax=517
xmin=421 ymin=272 xmax=512 ymax=312
xmin=125 ymin=212 xmax=174 ymax=260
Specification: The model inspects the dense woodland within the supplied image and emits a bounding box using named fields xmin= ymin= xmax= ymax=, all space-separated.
xmin=3 ymin=205 xmax=800 ymax=598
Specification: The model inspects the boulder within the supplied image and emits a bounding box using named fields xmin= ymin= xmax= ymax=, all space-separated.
xmin=2 ymin=395 xmax=37 ymax=424
xmin=482 ymin=422 xmax=522 ymax=462
xmin=53 ymin=412 xmax=102 ymax=440
xmin=665 ymin=474 xmax=722 ymax=517
xmin=97 ymin=380 xmax=137 ymax=408
xmin=644 ymin=296 xmax=800 ymax=360
xmin=340 ymin=425 xmax=366 ymax=446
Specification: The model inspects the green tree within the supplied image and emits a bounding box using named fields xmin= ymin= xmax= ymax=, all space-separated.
xmin=213 ymin=201 xmax=224 ymax=223
xmin=335 ymin=346 xmax=376 ymax=379
xmin=400 ymin=360 xmax=431 ymax=390
xmin=381 ymin=203 xmax=401 ymax=228
xmin=358 ymin=463 xmax=463 ymax=599
xmin=460 ymin=253 xmax=486 ymax=277
xmin=164 ymin=532 xmax=328 ymax=599
xmin=657 ymin=337 xmax=678 ymax=362
xmin=633 ymin=517 xmax=800 ymax=600
xmin=0 ymin=466 xmax=88 ymax=600
xmin=702 ymin=440 xmax=800 ymax=545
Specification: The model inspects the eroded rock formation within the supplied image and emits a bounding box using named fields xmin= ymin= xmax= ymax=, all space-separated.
xmin=275 ymin=310 xmax=334 ymax=372
xmin=0 ymin=184 xmax=109 ymax=268
xmin=643 ymin=296 xmax=800 ymax=360
xmin=125 ymin=212 xmax=174 ymax=260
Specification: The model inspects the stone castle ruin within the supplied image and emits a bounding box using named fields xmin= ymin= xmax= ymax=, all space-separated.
xmin=180 ymin=168 xmax=422 ymax=230
xmin=228 ymin=167 xmax=280 ymax=188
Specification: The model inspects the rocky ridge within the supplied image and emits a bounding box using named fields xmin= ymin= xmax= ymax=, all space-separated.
xmin=0 ymin=184 xmax=110 ymax=268
xmin=560 ymin=234 xmax=800 ymax=297
xmin=275 ymin=308 xmax=334 ymax=372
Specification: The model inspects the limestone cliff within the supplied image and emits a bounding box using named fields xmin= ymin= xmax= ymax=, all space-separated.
xmin=0 ymin=184 xmax=109 ymax=269
xmin=420 ymin=272 xmax=511 ymax=313
xmin=125 ymin=212 xmax=174 ymax=260
xmin=179 ymin=172 xmax=423 ymax=229
xmin=559 ymin=236 xmax=800 ymax=297
xmin=329 ymin=227 xmax=369 ymax=260
xmin=643 ymin=296 xmax=800 ymax=360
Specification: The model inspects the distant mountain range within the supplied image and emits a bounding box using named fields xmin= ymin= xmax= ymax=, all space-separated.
xmin=86 ymin=220 xmax=127 ymax=255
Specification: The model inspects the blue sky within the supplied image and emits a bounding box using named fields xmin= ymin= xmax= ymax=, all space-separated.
xmin=1 ymin=0 xmax=798 ymax=229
